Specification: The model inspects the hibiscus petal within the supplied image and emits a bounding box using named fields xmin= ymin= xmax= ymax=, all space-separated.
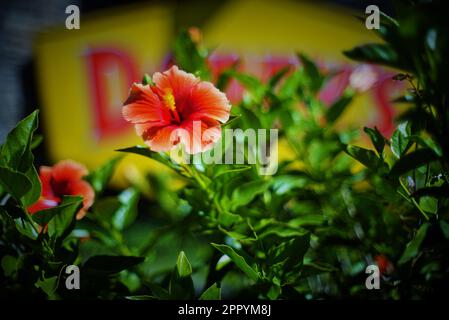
xmin=181 ymin=118 xmax=222 ymax=154
xmin=123 ymin=83 xmax=170 ymax=124
xmin=66 ymin=180 xmax=95 ymax=219
xmin=39 ymin=166 xmax=55 ymax=198
xmin=27 ymin=197 xmax=60 ymax=214
xmin=52 ymin=160 xmax=88 ymax=182
xmin=189 ymin=81 xmax=231 ymax=123
xmin=137 ymin=123 xmax=183 ymax=152
xmin=153 ymin=65 xmax=200 ymax=114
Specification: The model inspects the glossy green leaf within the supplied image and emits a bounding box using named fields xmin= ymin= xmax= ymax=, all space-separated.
xmin=0 ymin=110 xmax=39 ymax=170
xmin=112 ymin=188 xmax=139 ymax=231
xmin=87 ymin=156 xmax=122 ymax=194
xmin=116 ymin=146 xmax=184 ymax=174
xmin=141 ymin=73 xmax=154 ymax=86
xmin=0 ymin=166 xmax=32 ymax=201
xmin=0 ymin=111 xmax=41 ymax=206
xmin=199 ymin=282 xmax=221 ymax=300
xmin=211 ymin=243 xmax=260 ymax=282
xmin=176 ymin=251 xmax=192 ymax=278
xmin=173 ymin=30 xmax=209 ymax=78
xmin=213 ymin=165 xmax=251 ymax=179
xmin=364 ymin=127 xmax=386 ymax=156
xmin=390 ymin=148 xmax=438 ymax=177
xmin=14 ymin=217 xmax=39 ymax=240
xmin=268 ymin=66 xmax=291 ymax=88
xmin=230 ymin=180 xmax=271 ymax=210
xmin=343 ymin=43 xmax=406 ymax=70
xmin=419 ymin=196 xmax=437 ymax=214
xmin=326 ymin=94 xmax=353 ymax=124
xmin=268 ymin=234 xmax=310 ymax=270
xmin=32 ymin=196 xmax=83 ymax=240
xmin=390 ymin=122 xmax=412 ymax=158
xmin=298 ymin=53 xmax=323 ymax=92
xmin=398 ymin=223 xmax=430 ymax=264
xmin=169 ymin=251 xmax=195 ymax=299
xmin=1 ymin=255 xmax=18 ymax=277
xmin=35 ymin=276 xmax=58 ymax=299
xmin=345 ymin=145 xmax=388 ymax=172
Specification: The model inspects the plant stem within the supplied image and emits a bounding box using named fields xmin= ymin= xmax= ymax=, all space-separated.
xmin=398 ymin=177 xmax=429 ymax=221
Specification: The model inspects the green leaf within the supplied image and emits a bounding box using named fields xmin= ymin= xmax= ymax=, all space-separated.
xmin=21 ymin=166 xmax=41 ymax=207
xmin=390 ymin=148 xmax=438 ymax=177
xmin=212 ymin=165 xmax=251 ymax=179
xmin=14 ymin=217 xmax=39 ymax=240
xmin=364 ymin=127 xmax=386 ymax=156
xmin=239 ymin=105 xmax=263 ymax=129
xmin=222 ymin=114 xmax=242 ymax=128
xmin=230 ymin=180 xmax=271 ymax=210
xmin=32 ymin=196 xmax=83 ymax=240
xmin=259 ymin=225 xmax=307 ymax=239
xmin=272 ymin=175 xmax=308 ymax=195
xmin=92 ymin=197 xmax=121 ymax=222
xmin=146 ymin=283 xmax=172 ymax=299
xmin=326 ymin=94 xmax=353 ymax=124
xmin=298 ymin=53 xmax=323 ymax=92
xmin=410 ymin=135 xmax=442 ymax=157
xmin=217 ymin=211 xmax=244 ymax=227
xmin=116 ymin=146 xmax=183 ymax=173
xmin=112 ymin=188 xmax=139 ymax=231
xmin=173 ymin=30 xmax=208 ymax=78
xmin=211 ymin=243 xmax=260 ymax=282
xmin=125 ymin=295 xmax=156 ymax=300
xmin=268 ymin=66 xmax=290 ymax=88
xmin=176 ymin=251 xmax=192 ymax=278
xmin=419 ymin=196 xmax=437 ymax=214
xmin=35 ymin=276 xmax=58 ymax=299
xmin=1 ymin=255 xmax=18 ymax=277
xmin=0 ymin=110 xmax=39 ymax=171
xmin=199 ymin=283 xmax=221 ymax=300
xmin=83 ymin=255 xmax=145 ymax=274
xmin=87 ymin=156 xmax=122 ymax=194
xmin=398 ymin=223 xmax=430 ymax=264
xmin=0 ymin=110 xmax=41 ymax=206
xmin=268 ymin=234 xmax=310 ymax=270
xmin=345 ymin=145 xmax=388 ymax=172
xmin=0 ymin=166 xmax=32 ymax=201
xmin=142 ymin=74 xmax=154 ymax=86
xmin=32 ymin=196 xmax=82 ymax=225
xmin=231 ymin=71 xmax=264 ymax=93
xmin=169 ymin=251 xmax=195 ymax=299
xmin=31 ymin=134 xmax=43 ymax=150
xmin=343 ymin=43 xmax=405 ymax=70
xmin=390 ymin=122 xmax=412 ymax=158
xmin=440 ymin=221 xmax=449 ymax=239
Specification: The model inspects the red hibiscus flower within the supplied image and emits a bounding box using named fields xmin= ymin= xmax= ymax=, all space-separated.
xmin=28 ymin=160 xmax=94 ymax=220
xmin=375 ymin=254 xmax=394 ymax=275
xmin=122 ymin=65 xmax=231 ymax=154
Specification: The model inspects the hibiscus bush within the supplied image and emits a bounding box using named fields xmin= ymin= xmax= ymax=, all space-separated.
xmin=1 ymin=0 xmax=448 ymax=300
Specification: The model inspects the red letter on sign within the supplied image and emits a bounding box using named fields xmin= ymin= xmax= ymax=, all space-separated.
xmin=85 ymin=48 xmax=138 ymax=138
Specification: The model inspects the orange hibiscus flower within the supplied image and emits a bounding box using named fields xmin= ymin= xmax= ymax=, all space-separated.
xmin=28 ymin=160 xmax=94 ymax=220
xmin=122 ymin=65 xmax=231 ymax=154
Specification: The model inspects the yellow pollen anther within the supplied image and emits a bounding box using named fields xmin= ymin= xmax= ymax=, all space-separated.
xmin=163 ymin=89 xmax=176 ymax=111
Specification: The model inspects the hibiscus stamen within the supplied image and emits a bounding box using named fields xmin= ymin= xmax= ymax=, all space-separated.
xmin=163 ymin=88 xmax=176 ymax=111
xmin=162 ymin=88 xmax=182 ymax=123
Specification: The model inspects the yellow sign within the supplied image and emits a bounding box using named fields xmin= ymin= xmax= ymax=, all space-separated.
xmin=35 ymin=0 xmax=401 ymax=186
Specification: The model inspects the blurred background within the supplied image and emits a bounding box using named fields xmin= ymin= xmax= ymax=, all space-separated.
xmin=0 ymin=0 xmax=398 ymax=182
